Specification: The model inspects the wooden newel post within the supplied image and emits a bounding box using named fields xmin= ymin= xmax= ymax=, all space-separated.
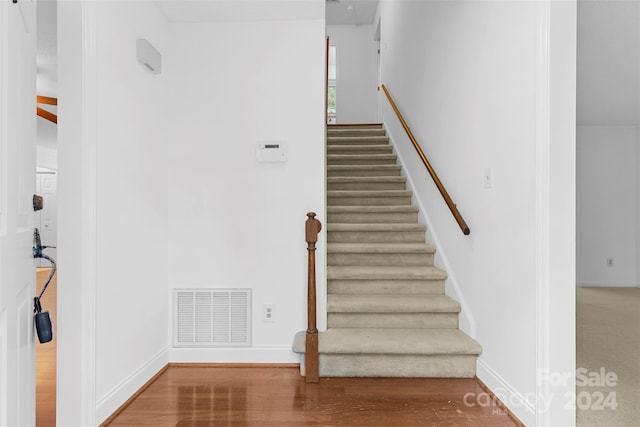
xmin=305 ymin=212 xmax=322 ymax=383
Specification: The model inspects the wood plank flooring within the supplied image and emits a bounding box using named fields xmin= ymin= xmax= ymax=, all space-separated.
xmin=104 ymin=365 xmax=522 ymax=426
xmin=36 ymin=267 xmax=57 ymax=427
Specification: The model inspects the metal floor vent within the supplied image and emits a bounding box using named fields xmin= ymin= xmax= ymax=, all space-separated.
xmin=174 ymin=289 xmax=251 ymax=347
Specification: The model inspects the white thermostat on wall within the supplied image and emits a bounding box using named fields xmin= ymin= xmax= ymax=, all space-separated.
xmin=256 ymin=141 xmax=288 ymax=163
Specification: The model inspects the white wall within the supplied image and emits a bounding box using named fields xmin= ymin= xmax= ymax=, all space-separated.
xmin=576 ymin=1 xmax=640 ymax=287
xmin=93 ymin=2 xmax=169 ymax=421
xmin=59 ymin=3 xmax=325 ymax=422
xmin=378 ymin=1 xmax=575 ymax=425
xmin=577 ymin=126 xmax=638 ymax=286
xmin=166 ymin=18 xmax=326 ymax=362
xmin=326 ymin=25 xmax=379 ymax=123
xmin=36 ymin=118 xmax=57 ymax=170
xmin=58 ymin=1 xmax=169 ymax=424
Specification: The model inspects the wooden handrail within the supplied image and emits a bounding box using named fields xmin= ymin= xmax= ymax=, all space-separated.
xmin=36 ymin=95 xmax=58 ymax=106
xmin=36 ymin=96 xmax=58 ymax=124
xmin=36 ymin=107 xmax=57 ymax=124
xmin=305 ymin=212 xmax=322 ymax=383
xmin=381 ymin=84 xmax=470 ymax=235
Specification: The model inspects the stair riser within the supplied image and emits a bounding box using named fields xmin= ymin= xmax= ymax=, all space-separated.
xmin=327 ymin=168 xmax=402 ymax=177
xmin=328 ymin=182 xmax=406 ymax=191
xmin=327 ymin=131 xmax=387 ymax=138
xmin=328 ymin=147 xmax=393 ymax=155
xmin=328 ymin=196 xmax=412 ymax=206
xmin=328 ymin=125 xmax=383 ymax=130
xmin=328 ymin=157 xmax=397 ymax=166
xmin=327 ymin=150 xmax=394 ymax=157
xmin=319 ymin=354 xmax=477 ymax=378
xmin=328 ymin=231 xmax=426 ymax=243
xmin=328 ymin=252 xmax=434 ymax=266
xmin=328 ymin=279 xmax=445 ymax=294
xmin=328 ymin=212 xmax=418 ymax=223
xmin=328 ymin=141 xmax=389 ymax=147
xmin=328 ymin=313 xmax=458 ymax=329
xmin=328 ymin=131 xmax=386 ymax=135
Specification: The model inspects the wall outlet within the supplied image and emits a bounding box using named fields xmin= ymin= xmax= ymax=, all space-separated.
xmin=262 ymin=304 xmax=276 ymax=323
xmin=606 ymin=258 xmax=614 ymax=267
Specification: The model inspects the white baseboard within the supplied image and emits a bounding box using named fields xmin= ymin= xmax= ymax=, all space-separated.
xmin=577 ymin=282 xmax=639 ymax=287
xmin=169 ymin=346 xmax=300 ymax=364
xmin=96 ymin=347 xmax=169 ymax=424
xmin=476 ymin=359 xmax=535 ymax=427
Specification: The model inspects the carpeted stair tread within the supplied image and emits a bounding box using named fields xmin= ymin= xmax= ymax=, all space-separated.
xmin=328 ymin=124 xmax=383 ymax=128
xmin=328 ymin=177 xmax=407 ymax=190
xmin=327 ymin=165 xmax=402 ymax=176
xmin=328 ymin=265 xmax=447 ymax=280
xmin=327 ymin=136 xmax=389 ymax=144
xmin=328 ymin=189 xmax=412 ymax=198
xmin=327 ymin=294 xmax=460 ymax=313
xmin=322 ymin=328 xmax=482 ymax=355
xmin=328 ymin=223 xmax=426 ymax=232
xmin=328 ymin=176 xmax=407 ymax=184
xmin=328 ymin=242 xmax=436 ymax=254
xmin=293 ymin=329 xmax=481 ymax=356
xmin=327 ymin=207 xmax=420 ymax=224
xmin=328 ymin=205 xmax=418 ymax=214
xmin=328 ymin=153 xmax=397 ymax=163
xmin=328 ymin=279 xmax=445 ymax=295
xmin=328 ymin=127 xmax=386 ymax=134
xmin=323 ymin=328 xmax=481 ymax=355
xmin=328 ymin=145 xmax=392 ymax=153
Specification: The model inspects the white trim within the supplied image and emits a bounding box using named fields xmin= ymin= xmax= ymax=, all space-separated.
xmin=534 ymin=2 xmax=552 ymax=426
xmin=80 ymin=2 xmax=98 ymax=425
xmin=0 ymin=308 xmax=7 ymax=426
xmin=577 ymin=282 xmax=639 ymax=288
xmin=169 ymin=346 xmax=300 ymax=364
xmin=0 ymin=0 xmax=7 ymax=238
xmin=96 ymin=348 xmax=169 ymax=424
xmin=383 ymin=122 xmax=476 ymax=337
xmin=476 ymin=359 xmax=534 ymax=427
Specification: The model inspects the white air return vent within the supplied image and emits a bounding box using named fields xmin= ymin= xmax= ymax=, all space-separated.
xmin=174 ymin=289 xmax=251 ymax=347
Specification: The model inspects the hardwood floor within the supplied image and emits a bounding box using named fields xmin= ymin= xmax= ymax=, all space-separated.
xmin=36 ymin=267 xmax=57 ymax=427
xmin=104 ymin=365 xmax=522 ymax=426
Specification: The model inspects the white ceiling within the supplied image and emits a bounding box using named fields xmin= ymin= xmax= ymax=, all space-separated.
xmin=35 ymin=0 xmax=378 ymax=98
xmin=153 ymin=0 xmax=378 ymax=25
xmin=325 ymin=0 xmax=378 ymax=26
xmin=154 ymin=0 xmax=325 ymax=23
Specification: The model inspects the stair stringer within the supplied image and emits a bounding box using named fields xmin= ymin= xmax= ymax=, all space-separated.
xmin=382 ymin=121 xmax=476 ymax=338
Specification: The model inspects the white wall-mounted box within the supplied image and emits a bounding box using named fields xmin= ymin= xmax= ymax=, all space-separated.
xmin=256 ymin=141 xmax=288 ymax=163
xmin=136 ymin=38 xmax=162 ymax=74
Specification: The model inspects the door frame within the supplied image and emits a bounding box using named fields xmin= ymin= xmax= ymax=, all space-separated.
xmin=56 ymin=1 xmax=98 ymax=424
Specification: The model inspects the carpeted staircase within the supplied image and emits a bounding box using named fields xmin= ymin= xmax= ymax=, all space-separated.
xmin=293 ymin=124 xmax=481 ymax=377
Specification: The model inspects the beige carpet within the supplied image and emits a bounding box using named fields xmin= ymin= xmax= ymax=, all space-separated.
xmin=293 ymin=124 xmax=481 ymax=378
xmin=576 ymin=287 xmax=639 ymax=426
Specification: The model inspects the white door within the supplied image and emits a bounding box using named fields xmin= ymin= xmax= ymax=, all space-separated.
xmin=35 ymin=172 xmax=57 ymax=268
xmin=0 ymin=0 xmax=38 ymax=425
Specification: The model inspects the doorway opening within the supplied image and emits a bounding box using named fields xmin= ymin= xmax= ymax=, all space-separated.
xmin=327 ymin=44 xmax=337 ymax=124
xmin=35 ymin=0 xmax=58 ymax=424
xmin=35 ymin=168 xmax=57 ymax=426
